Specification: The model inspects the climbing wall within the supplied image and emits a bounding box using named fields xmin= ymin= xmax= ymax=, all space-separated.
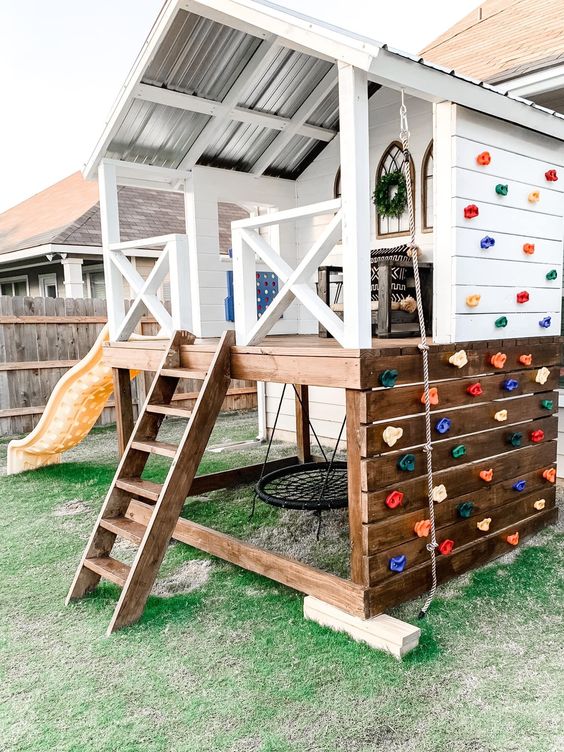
xmin=434 ymin=105 xmax=564 ymax=344
xmin=358 ymin=338 xmax=559 ymax=616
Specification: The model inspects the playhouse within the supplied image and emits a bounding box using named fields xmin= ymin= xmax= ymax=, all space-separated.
xmin=9 ymin=0 xmax=564 ymax=643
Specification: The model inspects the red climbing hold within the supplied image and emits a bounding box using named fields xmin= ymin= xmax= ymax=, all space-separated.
xmin=523 ymin=243 xmax=535 ymax=255
xmin=466 ymin=382 xmax=483 ymax=397
xmin=464 ymin=204 xmax=479 ymax=219
xmin=545 ymin=169 xmax=558 ymax=182
xmin=439 ymin=539 xmax=455 ymax=555
xmin=476 ymin=152 xmax=491 ymax=166
xmin=516 ymin=291 xmax=530 ymax=304
xmin=530 ymin=429 xmax=545 ymax=443
xmin=385 ymin=490 xmax=404 ymax=509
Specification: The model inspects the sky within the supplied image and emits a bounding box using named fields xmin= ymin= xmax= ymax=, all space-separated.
xmin=0 ymin=0 xmax=479 ymax=213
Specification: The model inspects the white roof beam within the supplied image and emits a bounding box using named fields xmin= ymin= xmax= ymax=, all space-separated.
xmin=135 ymin=82 xmax=335 ymax=142
xmin=251 ymin=67 xmax=338 ymax=175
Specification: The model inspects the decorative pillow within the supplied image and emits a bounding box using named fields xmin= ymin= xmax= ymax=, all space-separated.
xmin=370 ymin=263 xmax=407 ymax=302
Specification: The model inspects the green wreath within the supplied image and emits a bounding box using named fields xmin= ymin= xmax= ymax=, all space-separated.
xmin=373 ymin=170 xmax=408 ymax=218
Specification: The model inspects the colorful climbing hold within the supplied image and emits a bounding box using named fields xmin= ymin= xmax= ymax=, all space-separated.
xmin=536 ymin=367 xmax=550 ymax=384
xmin=540 ymin=399 xmax=554 ymax=411
xmin=435 ymin=417 xmax=452 ymax=435
xmin=432 ymin=484 xmax=448 ymax=503
xmin=379 ymin=369 xmax=399 ymax=388
xmin=464 ymin=204 xmax=479 ymax=219
xmin=495 ymin=183 xmax=509 ymax=196
xmin=480 ymin=236 xmax=495 ymax=249
xmin=389 ymin=555 xmax=407 ymax=573
xmin=414 ymin=519 xmax=432 ymax=538
xmin=523 ymin=243 xmax=535 ymax=255
xmin=439 ymin=539 xmax=455 ymax=555
xmin=528 ymin=190 xmax=540 ymax=203
xmin=494 ymin=409 xmax=508 ymax=422
xmin=546 ymin=269 xmax=558 ymax=281
xmin=519 ymin=354 xmax=533 ymax=366
xmin=530 ymin=429 xmax=545 ymax=443
xmin=516 ymin=291 xmax=530 ymax=304
xmin=466 ymin=294 xmax=481 ymax=307
xmin=543 ymin=467 xmax=556 ymax=484
xmin=545 ymin=169 xmax=558 ymax=181
xmin=502 ymin=379 xmax=519 ymax=392
xmin=397 ymin=454 xmax=416 ymax=472
xmin=539 ymin=316 xmax=551 ymax=329
xmin=476 ymin=151 xmax=491 ymax=165
xmin=480 ymin=469 xmax=494 ymax=483
xmin=449 ymin=350 xmax=468 ymax=368
xmin=457 ymin=501 xmax=474 ymax=519
xmin=534 ymin=499 xmax=546 ymax=510
xmin=490 ymin=352 xmax=507 ymax=369
xmin=452 ymin=444 xmax=466 ymax=459
xmin=508 ymin=432 xmax=523 ymax=447
xmin=421 ymin=387 xmax=439 ymax=405
xmin=382 ymin=426 xmax=404 ymax=448
xmin=506 ymin=532 xmax=519 ymax=546
xmin=477 ymin=518 xmax=492 ymax=532
xmin=385 ymin=490 xmax=404 ymax=509
xmin=467 ymin=382 xmax=483 ymax=397
xmin=495 ymin=316 xmax=508 ymax=328
xmin=513 ymin=480 xmax=527 ymax=492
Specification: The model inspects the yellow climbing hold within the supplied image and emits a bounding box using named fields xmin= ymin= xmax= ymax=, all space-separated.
xmin=449 ymin=350 xmax=468 ymax=368
xmin=382 ymin=426 xmax=404 ymax=448
xmin=494 ymin=409 xmax=508 ymax=422
xmin=477 ymin=518 xmax=492 ymax=532
xmin=528 ymin=190 xmax=540 ymax=203
xmin=534 ymin=499 xmax=546 ymax=510
xmin=466 ymin=294 xmax=481 ymax=308
xmin=535 ymin=367 xmax=550 ymax=385
xmin=432 ymin=484 xmax=448 ymax=503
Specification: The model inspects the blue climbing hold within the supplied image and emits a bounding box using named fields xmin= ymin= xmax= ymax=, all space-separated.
xmin=457 ymin=501 xmax=474 ymax=518
xmin=502 ymin=379 xmax=519 ymax=392
xmin=397 ymin=454 xmax=416 ymax=472
xmin=379 ymin=369 xmax=399 ymax=388
xmin=539 ymin=316 xmax=552 ymax=329
xmin=513 ymin=480 xmax=527 ymax=492
xmin=435 ymin=417 xmax=452 ymax=435
xmin=389 ymin=555 xmax=407 ymax=573
xmin=480 ymin=236 xmax=495 ymax=249
xmin=508 ymin=432 xmax=523 ymax=448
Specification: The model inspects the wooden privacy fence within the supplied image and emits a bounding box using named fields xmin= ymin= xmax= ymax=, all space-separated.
xmin=0 ymin=297 xmax=256 ymax=437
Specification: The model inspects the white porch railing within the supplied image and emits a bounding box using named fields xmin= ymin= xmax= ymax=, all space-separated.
xmin=105 ymin=234 xmax=191 ymax=341
xmin=231 ymin=199 xmax=347 ymax=346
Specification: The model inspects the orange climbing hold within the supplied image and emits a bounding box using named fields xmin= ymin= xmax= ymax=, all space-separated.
xmin=542 ymin=467 xmax=556 ymax=484
xmin=490 ymin=352 xmax=507 ymax=369
xmin=476 ymin=151 xmax=491 ymax=165
xmin=466 ymin=294 xmax=481 ymax=308
xmin=414 ymin=520 xmax=432 ymax=538
xmin=519 ymin=354 xmax=532 ymax=366
xmin=523 ymin=243 xmax=535 ymax=255
xmin=528 ymin=191 xmax=540 ymax=203
xmin=480 ymin=469 xmax=494 ymax=483
xmin=506 ymin=532 xmax=519 ymax=546
xmin=421 ymin=387 xmax=439 ymax=405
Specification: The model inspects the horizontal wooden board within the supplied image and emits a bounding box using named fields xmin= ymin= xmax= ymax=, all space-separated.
xmin=452 ymin=227 xmax=563 ymax=265
xmin=364 ymin=507 xmax=558 ymax=617
xmin=364 ymin=467 xmax=556 ymax=552
xmin=361 ymin=367 xmax=560 ymax=423
xmin=455 ymin=285 xmax=561 ymax=315
xmin=454 ymin=256 xmax=562 ymax=289
xmin=364 ymin=488 xmax=556 ymax=585
xmin=453 ymin=312 xmax=560 ymax=341
xmin=362 ymin=441 xmax=556 ymax=521
xmin=454 ymin=198 xmax=563 ymax=240
xmin=362 ymin=392 xmax=557 ymax=456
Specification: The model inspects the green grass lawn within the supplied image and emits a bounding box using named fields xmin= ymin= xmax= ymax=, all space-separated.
xmin=1 ymin=411 xmax=563 ymax=752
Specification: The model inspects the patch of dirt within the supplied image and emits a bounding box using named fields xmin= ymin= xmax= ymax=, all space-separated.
xmin=52 ymin=500 xmax=89 ymax=517
xmin=152 ymin=560 xmax=212 ymax=597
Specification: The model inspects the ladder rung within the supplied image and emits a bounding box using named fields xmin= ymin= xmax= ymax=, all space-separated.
xmin=131 ymin=440 xmax=178 ymax=458
xmin=116 ymin=477 xmax=163 ymax=501
xmin=100 ymin=516 xmax=146 ymax=545
xmin=84 ymin=556 xmax=130 ymax=587
xmin=161 ymin=368 xmax=207 ymax=380
xmin=146 ymin=403 xmax=192 ymax=418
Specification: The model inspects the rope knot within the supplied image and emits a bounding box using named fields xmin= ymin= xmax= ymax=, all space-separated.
xmin=423 ymin=444 xmax=433 ymax=454
xmin=426 ymin=541 xmax=438 ymax=553
xmin=418 ymin=343 xmax=429 ymax=352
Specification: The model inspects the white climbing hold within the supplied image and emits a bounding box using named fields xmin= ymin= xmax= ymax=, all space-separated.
xmin=449 ymin=350 xmax=468 ymax=368
xmin=432 ymin=484 xmax=448 ymax=503
xmin=535 ymin=367 xmax=550 ymax=385
xmin=477 ymin=518 xmax=492 ymax=532
xmin=382 ymin=426 xmax=404 ymax=448
xmin=494 ymin=409 xmax=508 ymax=422
xmin=533 ymin=499 xmax=546 ymax=510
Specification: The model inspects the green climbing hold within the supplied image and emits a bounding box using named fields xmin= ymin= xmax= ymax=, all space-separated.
xmin=379 ymin=369 xmax=399 ymax=388
xmin=495 ymin=316 xmax=508 ymax=328
xmin=397 ymin=454 xmax=416 ymax=472
xmin=457 ymin=501 xmax=474 ymax=519
xmin=451 ymin=444 xmax=466 ymax=459
xmin=540 ymin=399 xmax=554 ymax=411
xmin=508 ymin=432 xmax=523 ymax=447
xmin=546 ymin=269 xmax=558 ymax=281
xmin=495 ymin=183 xmax=509 ymax=196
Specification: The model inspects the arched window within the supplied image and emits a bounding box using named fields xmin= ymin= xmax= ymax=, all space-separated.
xmin=422 ymin=141 xmax=433 ymax=231
xmin=376 ymin=141 xmax=415 ymax=238
xmin=334 ymin=167 xmax=341 ymax=199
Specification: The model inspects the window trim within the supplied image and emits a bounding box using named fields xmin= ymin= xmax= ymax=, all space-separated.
xmin=421 ymin=140 xmax=434 ymax=233
xmin=38 ymin=272 xmax=58 ymax=298
xmin=376 ymin=141 xmax=416 ymax=239
xmin=0 ymin=274 xmax=29 ymax=296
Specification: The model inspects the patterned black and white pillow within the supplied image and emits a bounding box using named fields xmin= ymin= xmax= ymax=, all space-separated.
xmin=370 ymin=264 xmax=407 ymax=302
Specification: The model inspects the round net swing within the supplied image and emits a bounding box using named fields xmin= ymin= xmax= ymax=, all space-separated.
xmin=256 ymin=460 xmax=348 ymax=511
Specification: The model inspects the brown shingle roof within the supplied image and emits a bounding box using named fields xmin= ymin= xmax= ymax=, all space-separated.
xmin=0 ymin=172 xmax=187 ymax=255
xmin=421 ymin=0 xmax=564 ymax=83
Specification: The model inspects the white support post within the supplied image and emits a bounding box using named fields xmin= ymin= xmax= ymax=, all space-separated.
xmin=183 ymin=173 xmax=203 ymax=337
xmin=231 ymin=228 xmax=258 ymax=344
xmin=98 ymin=161 xmax=125 ymax=339
xmin=168 ymin=235 xmax=192 ymax=332
xmin=62 ymin=257 xmax=84 ymax=298
xmin=337 ymin=63 xmax=372 ymax=349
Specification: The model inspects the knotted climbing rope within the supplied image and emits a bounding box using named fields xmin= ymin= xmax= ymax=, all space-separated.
xmin=399 ymin=92 xmax=438 ymax=618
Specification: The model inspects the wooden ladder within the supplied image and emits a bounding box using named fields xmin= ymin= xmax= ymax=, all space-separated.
xmin=66 ymin=329 xmax=234 ymax=634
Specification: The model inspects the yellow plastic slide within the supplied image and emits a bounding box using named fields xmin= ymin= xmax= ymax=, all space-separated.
xmin=7 ymin=325 xmax=116 ymax=475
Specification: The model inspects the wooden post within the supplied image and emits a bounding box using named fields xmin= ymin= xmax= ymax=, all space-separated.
xmin=377 ymin=261 xmax=391 ymax=338
xmin=345 ymin=389 xmax=367 ymax=589
xmin=113 ymin=368 xmax=134 ymax=457
xmin=98 ymin=161 xmax=125 ymax=340
xmin=294 ymin=384 xmax=311 ymax=463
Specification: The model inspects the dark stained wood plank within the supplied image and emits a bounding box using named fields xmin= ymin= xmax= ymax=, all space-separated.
xmin=294 ymin=384 xmax=312 ymax=463
xmin=345 ymin=390 xmax=367 ymax=586
xmin=113 ymin=368 xmax=135 ymax=457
